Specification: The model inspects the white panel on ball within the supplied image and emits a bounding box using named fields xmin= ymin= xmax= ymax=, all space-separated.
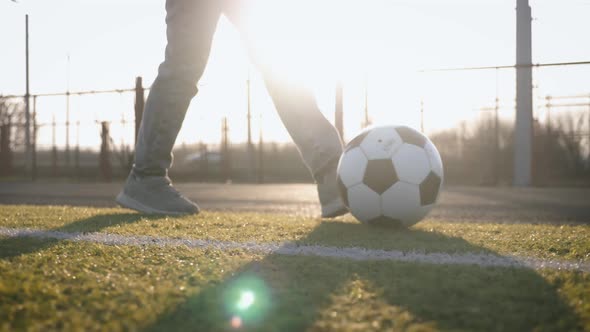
xmin=359 ymin=126 xmax=403 ymax=160
xmin=337 ymin=147 xmax=368 ymax=187
xmin=381 ymin=182 xmax=425 ymax=225
xmin=347 ymin=183 xmax=382 ymax=223
xmin=392 ymin=144 xmax=431 ymax=185
xmin=424 ymin=141 xmax=444 ymax=177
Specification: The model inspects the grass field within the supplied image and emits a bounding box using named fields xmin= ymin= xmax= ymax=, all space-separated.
xmin=0 ymin=205 xmax=589 ymax=331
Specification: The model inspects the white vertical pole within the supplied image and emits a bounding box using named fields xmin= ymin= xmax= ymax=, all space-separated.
xmin=24 ymin=15 xmax=31 ymax=176
xmin=514 ymin=0 xmax=533 ymax=186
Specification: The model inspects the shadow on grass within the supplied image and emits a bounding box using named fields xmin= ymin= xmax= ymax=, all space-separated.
xmin=298 ymin=221 xmax=495 ymax=254
xmin=0 ymin=214 xmax=583 ymax=330
xmin=0 ymin=213 xmax=162 ymax=260
xmin=145 ymin=221 xmax=582 ymax=332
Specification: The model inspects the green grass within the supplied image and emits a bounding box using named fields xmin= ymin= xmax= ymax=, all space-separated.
xmin=1 ymin=204 xmax=589 ymax=331
xmin=0 ymin=205 xmax=589 ymax=261
xmin=0 ymin=237 xmax=589 ymax=331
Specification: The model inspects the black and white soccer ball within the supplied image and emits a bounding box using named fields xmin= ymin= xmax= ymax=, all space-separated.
xmin=337 ymin=125 xmax=443 ymax=227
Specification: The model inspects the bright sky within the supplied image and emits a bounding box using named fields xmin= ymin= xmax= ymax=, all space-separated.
xmin=1 ymin=0 xmax=589 ymax=149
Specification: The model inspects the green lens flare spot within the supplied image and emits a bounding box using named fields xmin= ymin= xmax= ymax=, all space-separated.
xmin=237 ymin=290 xmax=255 ymax=310
xmin=223 ymin=274 xmax=271 ymax=325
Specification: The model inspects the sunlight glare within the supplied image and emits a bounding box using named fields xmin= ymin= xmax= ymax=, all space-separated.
xmin=241 ymin=0 xmax=384 ymax=84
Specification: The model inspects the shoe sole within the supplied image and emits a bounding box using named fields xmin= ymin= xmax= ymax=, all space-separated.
xmin=321 ymin=199 xmax=349 ymax=218
xmin=115 ymin=192 xmax=199 ymax=216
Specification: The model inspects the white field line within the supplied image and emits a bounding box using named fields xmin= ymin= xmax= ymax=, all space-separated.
xmin=1 ymin=227 xmax=588 ymax=272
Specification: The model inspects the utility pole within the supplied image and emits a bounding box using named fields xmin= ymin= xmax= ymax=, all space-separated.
xmin=24 ymin=15 xmax=31 ymax=177
xmin=65 ymin=54 xmax=71 ymax=167
xmin=514 ymin=0 xmax=533 ymax=186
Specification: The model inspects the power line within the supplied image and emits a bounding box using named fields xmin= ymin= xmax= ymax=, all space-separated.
xmin=419 ymin=60 xmax=590 ymax=73
xmin=1 ymin=61 xmax=587 ymax=100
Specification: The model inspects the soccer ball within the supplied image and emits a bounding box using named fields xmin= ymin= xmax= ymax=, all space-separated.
xmin=337 ymin=125 xmax=443 ymax=227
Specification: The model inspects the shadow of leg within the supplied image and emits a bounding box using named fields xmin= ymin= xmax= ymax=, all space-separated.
xmin=144 ymin=222 xmax=583 ymax=331
xmin=147 ymin=253 xmax=350 ymax=331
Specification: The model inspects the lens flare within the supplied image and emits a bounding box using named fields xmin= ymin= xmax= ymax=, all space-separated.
xmin=237 ymin=290 xmax=255 ymax=310
xmin=230 ymin=316 xmax=242 ymax=329
xmin=223 ymin=274 xmax=271 ymax=325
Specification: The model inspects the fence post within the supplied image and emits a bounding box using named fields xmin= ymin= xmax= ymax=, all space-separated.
xmin=134 ymin=76 xmax=145 ymax=146
xmin=200 ymin=142 xmax=209 ymax=179
xmin=0 ymin=123 xmax=11 ymax=176
xmin=221 ymin=117 xmax=231 ymax=182
xmin=258 ymin=127 xmax=264 ymax=184
xmin=75 ymin=120 xmax=80 ymax=178
xmin=51 ymin=114 xmax=58 ymax=176
xmin=335 ymin=82 xmax=344 ymax=139
xmin=545 ymin=95 xmax=552 ymax=134
xmin=99 ymin=121 xmax=112 ymax=182
xmin=363 ymin=77 xmax=370 ymax=129
xmin=493 ymin=97 xmax=500 ymax=185
xmin=246 ymin=76 xmax=255 ymax=181
xmin=420 ymin=99 xmax=425 ymax=133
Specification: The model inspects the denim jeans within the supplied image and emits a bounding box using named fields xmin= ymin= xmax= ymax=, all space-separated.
xmin=133 ymin=0 xmax=343 ymax=179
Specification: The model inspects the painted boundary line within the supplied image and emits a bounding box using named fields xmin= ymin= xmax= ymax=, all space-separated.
xmin=1 ymin=227 xmax=588 ymax=272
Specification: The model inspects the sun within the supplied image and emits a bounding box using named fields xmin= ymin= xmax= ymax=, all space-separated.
xmin=237 ymin=1 xmax=390 ymax=85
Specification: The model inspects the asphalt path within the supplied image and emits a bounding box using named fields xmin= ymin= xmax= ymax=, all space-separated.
xmin=0 ymin=181 xmax=589 ymax=224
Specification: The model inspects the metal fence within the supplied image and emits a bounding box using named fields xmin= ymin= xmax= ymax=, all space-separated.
xmin=1 ymin=62 xmax=590 ymax=185
xmin=0 ymin=76 xmax=312 ymax=182
xmin=417 ymin=62 xmax=590 ymax=185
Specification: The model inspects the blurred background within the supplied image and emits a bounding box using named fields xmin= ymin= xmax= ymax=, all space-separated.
xmin=1 ymin=0 xmax=589 ymax=185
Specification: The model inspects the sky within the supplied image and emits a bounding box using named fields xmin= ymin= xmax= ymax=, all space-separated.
xmin=1 ymin=0 xmax=589 ymax=150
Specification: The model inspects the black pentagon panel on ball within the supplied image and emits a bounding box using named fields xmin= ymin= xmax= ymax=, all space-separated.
xmin=367 ymin=216 xmax=404 ymax=228
xmin=396 ymin=126 xmax=426 ymax=147
xmin=363 ymin=159 xmax=399 ymax=195
xmin=419 ymin=171 xmax=442 ymax=205
xmin=345 ymin=130 xmax=370 ymax=152
xmin=337 ymin=176 xmax=349 ymax=207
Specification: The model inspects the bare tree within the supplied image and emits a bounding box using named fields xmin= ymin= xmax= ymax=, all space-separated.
xmin=0 ymin=97 xmax=25 ymax=175
xmin=556 ymin=112 xmax=586 ymax=175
